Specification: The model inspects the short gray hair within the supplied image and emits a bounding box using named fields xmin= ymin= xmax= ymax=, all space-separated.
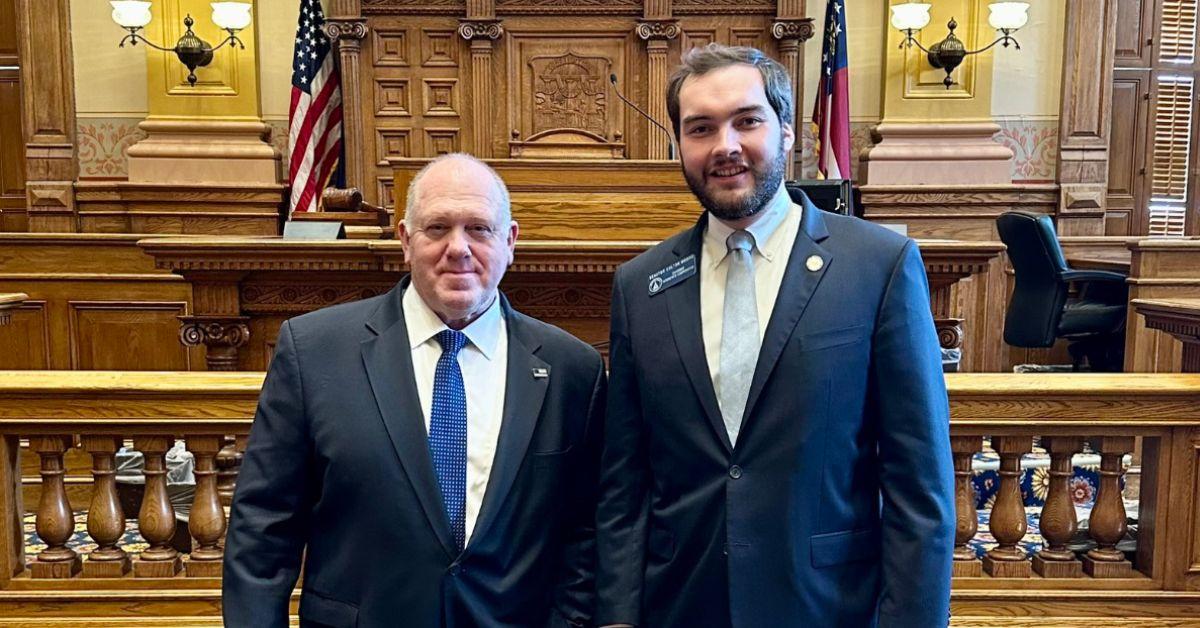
xmin=665 ymin=44 xmax=794 ymax=140
xmin=402 ymin=153 xmax=512 ymax=228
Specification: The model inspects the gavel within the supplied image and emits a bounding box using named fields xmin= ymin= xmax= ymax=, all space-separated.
xmin=321 ymin=187 xmax=385 ymax=214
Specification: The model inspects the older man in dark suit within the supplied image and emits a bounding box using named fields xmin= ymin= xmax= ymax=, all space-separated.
xmin=596 ymin=44 xmax=955 ymax=628
xmin=224 ymin=154 xmax=605 ymax=628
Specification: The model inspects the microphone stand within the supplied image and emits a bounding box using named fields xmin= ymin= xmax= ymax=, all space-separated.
xmin=609 ymin=74 xmax=676 ymax=160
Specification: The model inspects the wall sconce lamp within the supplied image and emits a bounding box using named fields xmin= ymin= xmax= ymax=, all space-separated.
xmin=890 ymin=1 xmax=1029 ymax=89
xmin=110 ymin=1 xmax=252 ymax=86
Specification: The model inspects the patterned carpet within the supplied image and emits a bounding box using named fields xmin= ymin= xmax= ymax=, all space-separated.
xmin=23 ymin=512 xmax=149 ymax=563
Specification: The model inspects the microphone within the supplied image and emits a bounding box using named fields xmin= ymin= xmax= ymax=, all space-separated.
xmin=609 ymin=74 xmax=676 ymax=160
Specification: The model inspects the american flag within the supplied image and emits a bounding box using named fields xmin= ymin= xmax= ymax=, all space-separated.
xmin=811 ymin=0 xmax=851 ymax=180
xmin=288 ymin=0 xmax=343 ymax=214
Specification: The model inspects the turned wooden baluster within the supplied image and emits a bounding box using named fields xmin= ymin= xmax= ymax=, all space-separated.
xmin=1084 ymin=436 xmax=1135 ymax=578
xmin=132 ymin=437 xmax=181 ymax=577
xmin=81 ymin=436 xmax=130 ymax=577
xmin=216 ymin=435 xmax=242 ymax=507
xmin=983 ymin=436 xmax=1032 ymax=577
xmin=30 ymin=436 xmax=80 ymax=578
xmin=950 ymin=435 xmax=982 ymax=577
xmin=1033 ymin=436 xmax=1083 ymax=578
xmin=185 ymin=435 xmax=226 ymax=577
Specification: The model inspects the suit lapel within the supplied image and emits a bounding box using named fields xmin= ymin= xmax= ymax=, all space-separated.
xmin=361 ymin=279 xmax=457 ymax=559
xmin=467 ymin=298 xmax=548 ymax=551
xmin=665 ymin=214 xmax=733 ymax=454
xmin=741 ymin=198 xmax=832 ymax=436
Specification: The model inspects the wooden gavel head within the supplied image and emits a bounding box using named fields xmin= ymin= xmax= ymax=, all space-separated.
xmin=321 ymin=188 xmax=364 ymax=211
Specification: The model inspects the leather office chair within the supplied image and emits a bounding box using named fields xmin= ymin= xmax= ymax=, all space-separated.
xmin=997 ymin=211 xmax=1128 ymax=372
xmin=785 ymin=179 xmax=857 ymax=216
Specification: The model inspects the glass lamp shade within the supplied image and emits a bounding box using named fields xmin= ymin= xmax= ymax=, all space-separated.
xmin=988 ymin=2 xmax=1030 ymax=30
xmin=110 ymin=1 xmax=152 ymax=28
xmin=890 ymin=2 xmax=933 ymax=31
xmin=211 ymin=2 xmax=252 ymax=30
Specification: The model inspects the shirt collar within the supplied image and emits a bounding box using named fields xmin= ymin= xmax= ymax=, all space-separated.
xmin=403 ymin=284 xmax=504 ymax=360
xmin=704 ymin=186 xmax=795 ymax=266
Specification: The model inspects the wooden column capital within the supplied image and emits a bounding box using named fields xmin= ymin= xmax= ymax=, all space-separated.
xmin=770 ymin=18 xmax=815 ymax=44
xmin=458 ymin=19 xmax=504 ymax=41
xmin=324 ymin=18 xmax=368 ymax=44
xmin=635 ymin=20 xmax=681 ymax=41
xmin=179 ymin=315 xmax=251 ymax=371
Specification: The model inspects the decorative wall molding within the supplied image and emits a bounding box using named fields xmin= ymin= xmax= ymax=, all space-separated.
xmin=673 ymin=0 xmax=774 ymax=14
xmin=241 ymin=284 xmax=391 ymax=313
xmin=505 ymin=285 xmax=610 ymax=318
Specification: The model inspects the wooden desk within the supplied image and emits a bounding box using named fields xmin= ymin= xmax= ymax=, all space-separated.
xmin=1067 ymin=253 xmax=1131 ymax=274
xmin=1132 ymin=298 xmax=1200 ymax=372
xmin=0 ymin=294 xmax=26 ymax=327
xmin=138 ymin=237 xmax=1004 ymax=371
xmin=1125 ymin=238 xmax=1200 ymax=373
xmin=1060 ymin=236 xmax=1136 ymax=274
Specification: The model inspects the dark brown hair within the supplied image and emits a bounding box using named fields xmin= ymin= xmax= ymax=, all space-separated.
xmin=665 ymin=44 xmax=794 ymax=140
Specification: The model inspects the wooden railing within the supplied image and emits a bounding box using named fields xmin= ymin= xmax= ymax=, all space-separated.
xmin=0 ymin=372 xmax=1198 ymax=625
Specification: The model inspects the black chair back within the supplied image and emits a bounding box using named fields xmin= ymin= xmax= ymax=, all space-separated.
xmin=997 ymin=211 xmax=1070 ymax=347
xmin=785 ymin=179 xmax=856 ymax=216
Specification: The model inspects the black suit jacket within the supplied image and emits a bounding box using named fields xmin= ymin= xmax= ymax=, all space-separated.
xmin=596 ymin=201 xmax=955 ymax=627
xmin=223 ymin=279 xmax=606 ymax=628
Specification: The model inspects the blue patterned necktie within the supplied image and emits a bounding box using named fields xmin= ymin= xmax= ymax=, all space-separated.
xmin=430 ymin=329 xmax=468 ymax=552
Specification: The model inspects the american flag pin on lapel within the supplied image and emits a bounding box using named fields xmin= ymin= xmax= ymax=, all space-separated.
xmin=532 ymin=367 xmax=549 ymax=379
xmin=806 ymin=255 xmax=824 ymax=272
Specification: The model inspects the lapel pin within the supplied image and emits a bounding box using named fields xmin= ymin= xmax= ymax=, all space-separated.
xmin=806 ymin=255 xmax=824 ymax=272
xmin=532 ymin=367 xmax=549 ymax=379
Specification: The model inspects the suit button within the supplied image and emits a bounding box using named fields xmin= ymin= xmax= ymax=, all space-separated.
xmin=449 ymin=564 xmax=461 ymax=576
xmin=729 ymin=465 xmax=743 ymax=479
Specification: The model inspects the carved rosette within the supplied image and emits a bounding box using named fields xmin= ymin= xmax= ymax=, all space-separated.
xmin=323 ymin=19 xmax=369 ymax=42
xmin=771 ymin=19 xmax=815 ymax=43
xmin=635 ymin=20 xmax=681 ymax=41
xmin=179 ymin=316 xmax=251 ymax=371
xmin=458 ymin=20 xmax=504 ymax=41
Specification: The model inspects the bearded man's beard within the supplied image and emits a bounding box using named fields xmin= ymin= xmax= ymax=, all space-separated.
xmin=684 ymin=139 xmax=787 ymax=221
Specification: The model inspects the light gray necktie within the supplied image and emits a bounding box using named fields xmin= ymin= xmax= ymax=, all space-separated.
xmin=719 ymin=229 xmax=759 ymax=446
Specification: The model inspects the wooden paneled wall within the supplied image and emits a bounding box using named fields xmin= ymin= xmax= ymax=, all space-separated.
xmin=341 ymin=0 xmax=811 ymax=208
xmin=0 ymin=0 xmax=24 ymax=232
xmin=0 ymin=235 xmax=200 ymax=370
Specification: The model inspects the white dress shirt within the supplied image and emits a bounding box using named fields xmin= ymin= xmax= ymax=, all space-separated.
xmin=403 ymin=286 xmax=508 ymax=544
xmin=700 ymin=189 xmax=802 ymax=411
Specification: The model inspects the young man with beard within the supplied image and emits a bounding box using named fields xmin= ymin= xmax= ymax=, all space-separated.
xmin=595 ymin=44 xmax=954 ymax=628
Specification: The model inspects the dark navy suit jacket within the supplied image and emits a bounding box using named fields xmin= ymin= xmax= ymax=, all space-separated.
xmin=223 ymin=279 xmax=606 ymax=628
xmin=596 ymin=200 xmax=955 ymax=627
